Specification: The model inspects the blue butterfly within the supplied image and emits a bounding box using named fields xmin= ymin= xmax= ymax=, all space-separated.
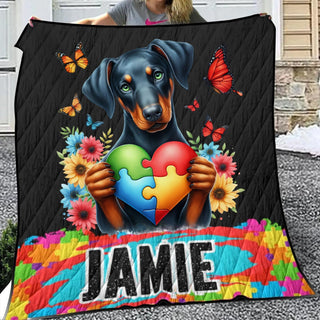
xmin=86 ymin=114 xmax=103 ymax=130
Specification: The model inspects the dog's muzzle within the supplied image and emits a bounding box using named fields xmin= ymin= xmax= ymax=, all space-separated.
xmin=136 ymin=86 xmax=163 ymax=122
xmin=143 ymin=104 xmax=162 ymax=122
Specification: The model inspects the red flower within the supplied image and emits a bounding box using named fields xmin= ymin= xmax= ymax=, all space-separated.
xmin=212 ymin=153 xmax=237 ymax=178
xmin=67 ymin=198 xmax=97 ymax=234
xmin=79 ymin=135 xmax=103 ymax=162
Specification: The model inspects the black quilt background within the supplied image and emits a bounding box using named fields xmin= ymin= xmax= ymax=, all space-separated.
xmin=14 ymin=14 xmax=279 ymax=246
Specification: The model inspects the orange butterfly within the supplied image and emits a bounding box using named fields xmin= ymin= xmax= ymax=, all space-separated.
xmin=205 ymin=46 xmax=243 ymax=96
xmin=56 ymin=42 xmax=88 ymax=73
xmin=59 ymin=94 xmax=82 ymax=117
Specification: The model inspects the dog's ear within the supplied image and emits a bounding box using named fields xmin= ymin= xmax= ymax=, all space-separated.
xmin=148 ymin=39 xmax=194 ymax=90
xmin=82 ymin=58 xmax=116 ymax=118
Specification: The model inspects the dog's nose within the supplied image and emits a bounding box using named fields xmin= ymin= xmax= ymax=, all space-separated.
xmin=143 ymin=105 xmax=162 ymax=122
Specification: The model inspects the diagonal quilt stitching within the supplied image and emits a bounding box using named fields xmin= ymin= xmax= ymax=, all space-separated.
xmin=9 ymin=17 xmax=315 ymax=317
xmin=225 ymin=51 xmax=274 ymax=158
xmin=16 ymin=25 xmax=94 ymax=162
xmin=17 ymin=15 xmax=276 ymax=245
xmin=15 ymin=26 xmax=77 ymax=137
xmin=168 ymin=17 xmax=263 ymax=130
xmin=18 ymin=172 xmax=65 ymax=242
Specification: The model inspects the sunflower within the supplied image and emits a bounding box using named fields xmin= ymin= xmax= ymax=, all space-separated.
xmin=212 ymin=153 xmax=237 ymax=178
xmin=199 ymin=142 xmax=221 ymax=161
xmin=63 ymin=153 xmax=93 ymax=188
xmin=210 ymin=174 xmax=240 ymax=214
xmin=67 ymin=198 xmax=97 ymax=234
xmin=79 ymin=135 xmax=103 ymax=162
xmin=66 ymin=131 xmax=85 ymax=155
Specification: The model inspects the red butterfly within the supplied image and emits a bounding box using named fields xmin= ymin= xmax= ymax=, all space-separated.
xmin=202 ymin=116 xmax=227 ymax=143
xmin=184 ymin=98 xmax=200 ymax=112
xmin=205 ymin=46 xmax=243 ymax=96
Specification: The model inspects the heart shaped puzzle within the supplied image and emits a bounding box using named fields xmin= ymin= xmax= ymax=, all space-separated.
xmin=106 ymin=141 xmax=197 ymax=225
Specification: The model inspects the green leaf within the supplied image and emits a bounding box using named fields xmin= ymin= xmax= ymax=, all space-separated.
xmin=225 ymin=150 xmax=229 ymax=156
xmin=75 ymin=128 xmax=79 ymax=134
xmin=230 ymin=152 xmax=235 ymax=157
xmin=62 ymin=149 xmax=67 ymax=155
xmin=186 ymin=130 xmax=193 ymax=139
xmin=60 ymin=127 xmax=71 ymax=136
xmin=59 ymin=160 xmax=65 ymax=165
xmin=103 ymin=150 xmax=109 ymax=155
xmin=103 ymin=132 xmax=107 ymax=139
xmin=105 ymin=145 xmax=111 ymax=149
xmin=107 ymin=128 xmax=112 ymax=136
xmin=100 ymin=137 xmax=105 ymax=142
xmin=105 ymin=139 xmax=113 ymax=144
xmin=108 ymin=134 xmax=114 ymax=138
xmin=231 ymin=207 xmax=237 ymax=213
xmin=222 ymin=143 xmax=226 ymax=151
xmin=198 ymin=143 xmax=203 ymax=150
xmin=211 ymin=212 xmax=216 ymax=219
xmin=191 ymin=146 xmax=198 ymax=150
xmin=57 ymin=151 xmax=65 ymax=159
xmin=189 ymin=140 xmax=196 ymax=145
xmin=237 ymin=188 xmax=245 ymax=193
xmin=78 ymin=193 xmax=91 ymax=198
xmin=61 ymin=129 xmax=71 ymax=139
xmin=195 ymin=136 xmax=200 ymax=144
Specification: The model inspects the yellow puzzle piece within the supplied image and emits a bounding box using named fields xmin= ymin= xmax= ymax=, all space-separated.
xmin=142 ymin=165 xmax=191 ymax=211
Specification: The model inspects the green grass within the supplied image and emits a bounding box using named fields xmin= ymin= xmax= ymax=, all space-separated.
xmin=0 ymin=220 xmax=17 ymax=292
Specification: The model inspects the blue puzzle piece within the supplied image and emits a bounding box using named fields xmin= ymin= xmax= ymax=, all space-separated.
xmin=142 ymin=209 xmax=157 ymax=225
xmin=115 ymin=169 xmax=157 ymax=223
xmin=251 ymin=281 xmax=285 ymax=298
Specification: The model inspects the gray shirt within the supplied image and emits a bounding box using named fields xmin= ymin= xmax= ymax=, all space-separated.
xmin=109 ymin=0 xmax=206 ymax=25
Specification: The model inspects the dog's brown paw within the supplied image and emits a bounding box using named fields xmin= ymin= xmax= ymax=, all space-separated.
xmin=85 ymin=162 xmax=124 ymax=229
xmin=85 ymin=162 xmax=116 ymax=201
xmin=187 ymin=156 xmax=216 ymax=195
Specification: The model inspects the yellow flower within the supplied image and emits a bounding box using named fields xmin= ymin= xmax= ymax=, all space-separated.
xmin=63 ymin=153 xmax=93 ymax=188
xmin=210 ymin=174 xmax=240 ymax=214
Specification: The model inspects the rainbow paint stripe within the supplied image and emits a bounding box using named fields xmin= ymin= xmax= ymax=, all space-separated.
xmin=6 ymin=219 xmax=314 ymax=319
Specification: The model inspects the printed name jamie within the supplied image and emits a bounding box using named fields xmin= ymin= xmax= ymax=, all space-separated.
xmin=80 ymin=240 xmax=220 ymax=303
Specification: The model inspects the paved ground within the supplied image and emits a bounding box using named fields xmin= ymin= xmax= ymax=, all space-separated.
xmin=0 ymin=137 xmax=17 ymax=234
xmin=0 ymin=137 xmax=319 ymax=320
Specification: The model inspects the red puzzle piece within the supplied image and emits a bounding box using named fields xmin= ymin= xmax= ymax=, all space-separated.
xmin=155 ymin=209 xmax=170 ymax=225
xmin=142 ymin=141 xmax=197 ymax=177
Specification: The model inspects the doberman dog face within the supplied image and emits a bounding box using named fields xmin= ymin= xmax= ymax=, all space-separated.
xmin=110 ymin=50 xmax=173 ymax=132
xmin=82 ymin=39 xmax=194 ymax=133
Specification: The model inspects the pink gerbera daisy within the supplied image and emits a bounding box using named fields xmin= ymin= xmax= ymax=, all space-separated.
xmin=79 ymin=135 xmax=103 ymax=162
xmin=212 ymin=153 xmax=237 ymax=178
xmin=67 ymin=198 xmax=97 ymax=234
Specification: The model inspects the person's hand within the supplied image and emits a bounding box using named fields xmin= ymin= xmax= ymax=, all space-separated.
xmin=29 ymin=16 xmax=40 ymax=27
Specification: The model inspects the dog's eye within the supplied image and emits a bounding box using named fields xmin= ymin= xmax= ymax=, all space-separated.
xmin=154 ymin=71 xmax=164 ymax=81
xmin=120 ymin=84 xmax=131 ymax=93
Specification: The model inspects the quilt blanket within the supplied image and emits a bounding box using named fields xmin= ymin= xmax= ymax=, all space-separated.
xmin=6 ymin=15 xmax=315 ymax=319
